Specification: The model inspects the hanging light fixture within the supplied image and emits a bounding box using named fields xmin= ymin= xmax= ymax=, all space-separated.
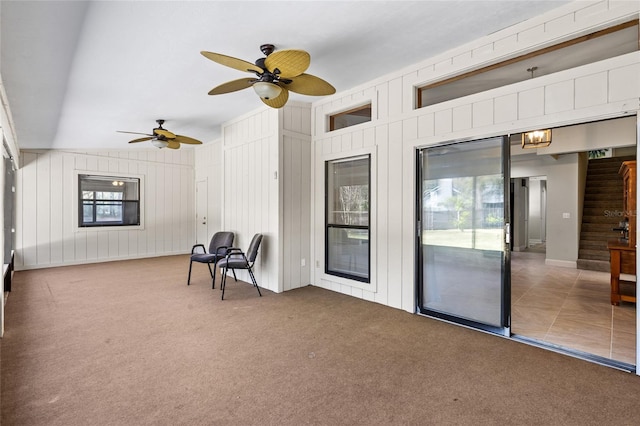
xmin=521 ymin=129 xmax=552 ymax=148
xmin=151 ymin=138 xmax=169 ymax=149
xmin=253 ymin=82 xmax=282 ymax=100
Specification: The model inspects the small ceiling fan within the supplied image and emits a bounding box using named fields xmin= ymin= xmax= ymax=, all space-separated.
xmin=117 ymin=119 xmax=203 ymax=149
xmin=201 ymin=44 xmax=336 ymax=108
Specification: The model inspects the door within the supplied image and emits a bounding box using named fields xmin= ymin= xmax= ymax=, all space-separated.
xmin=196 ymin=179 xmax=208 ymax=245
xmin=417 ymin=136 xmax=510 ymax=335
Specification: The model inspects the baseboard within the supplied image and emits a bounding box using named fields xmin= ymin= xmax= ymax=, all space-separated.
xmin=545 ymin=259 xmax=577 ymax=268
xmin=14 ymin=251 xmax=191 ymax=271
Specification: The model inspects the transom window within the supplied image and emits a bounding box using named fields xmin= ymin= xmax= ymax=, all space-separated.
xmin=325 ymin=155 xmax=370 ymax=282
xmin=78 ymin=175 xmax=140 ymax=227
xmin=329 ymin=104 xmax=372 ymax=132
xmin=416 ymin=20 xmax=638 ymax=108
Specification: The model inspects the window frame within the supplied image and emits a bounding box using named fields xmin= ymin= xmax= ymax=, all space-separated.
xmin=415 ymin=20 xmax=639 ymax=109
xmin=323 ymin=149 xmax=376 ymax=287
xmin=328 ymin=103 xmax=372 ymax=132
xmin=74 ymin=171 xmax=145 ymax=231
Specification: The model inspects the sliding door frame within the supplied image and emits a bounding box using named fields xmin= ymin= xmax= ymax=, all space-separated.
xmin=415 ymin=135 xmax=511 ymax=336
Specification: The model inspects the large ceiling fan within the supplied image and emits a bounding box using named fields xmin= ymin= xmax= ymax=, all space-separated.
xmin=201 ymin=44 xmax=336 ymax=108
xmin=117 ymin=119 xmax=203 ymax=149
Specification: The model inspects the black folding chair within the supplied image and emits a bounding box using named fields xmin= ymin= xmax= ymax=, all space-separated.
xmin=218 ymin=234 xmax=263 ymax=300
xmin=187 ymin=231 xmax=234 ymax=289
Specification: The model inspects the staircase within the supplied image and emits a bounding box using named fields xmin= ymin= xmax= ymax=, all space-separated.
xmin=577 ymin=156 xmax=635 ymax=272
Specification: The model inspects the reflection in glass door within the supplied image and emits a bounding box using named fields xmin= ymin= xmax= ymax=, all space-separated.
xmin=417 ymin=136 xmax=510 ymax=334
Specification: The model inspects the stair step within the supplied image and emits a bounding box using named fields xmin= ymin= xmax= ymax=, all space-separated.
xmin=580 ymin=232 xmax=621 ymax=241
xmin=581 ymin=223 xmax=625 ymax=232
xmin=579 ymin=239 xmax=610 ymax=249
xmin=582 ymin=213 xmax=622 ymax=220
xmin=576 ymin=259 xmax=610 ymax=272
xmin=583 ymin=207 xmax=622 ymax=215
xmin=578 ymin=249 xmax=610 ymax=261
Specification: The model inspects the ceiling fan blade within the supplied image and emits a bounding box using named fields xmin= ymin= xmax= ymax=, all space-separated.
xmin=286 ymin=73 xmax=336 ymax=96
xmin=174 ymin=135 xmax=203 ymax=145
xmin=167 ymin=140 xmax=181 ymax=149
xmin=128 ymin=137 xmax=154 ymax=144
xmin=265 ymin=49 xmax=310 ymax=78
xmin=261 ymin=87 xmax=289 ymax=109
xmin=154 ymin=129 xmax=176 ymax=139
xmin=118 ymin=131 xmax=154 ymax=137
xmin=201 ymin=51 xmax=263 ymax=74
xmin=209 ymin=78 xmax=256 ymax=95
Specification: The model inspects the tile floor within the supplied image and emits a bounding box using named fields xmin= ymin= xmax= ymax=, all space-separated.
xmin=511 ymin=250 xmax=637 ymax=365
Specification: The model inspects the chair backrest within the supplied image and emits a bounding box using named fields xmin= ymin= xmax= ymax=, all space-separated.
xmin=246 ymin=234 xmax=263 ymax=263
xmin=209 ymin=231 xmax=234 ymax=254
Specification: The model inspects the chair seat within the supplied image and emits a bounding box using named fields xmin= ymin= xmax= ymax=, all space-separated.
xmin=191 ymin=253 xmax=222 ymax=263
xmin=218 ymin=257 xmax=248 ymax=269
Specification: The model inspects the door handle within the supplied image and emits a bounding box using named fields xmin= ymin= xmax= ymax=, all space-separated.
xmin=505 ymin=223 xmax=510 ymax=245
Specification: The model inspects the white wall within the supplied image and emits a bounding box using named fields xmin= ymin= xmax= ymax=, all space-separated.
xmin=15 ymin=148 xmax=195 ymax=270
xmin=311 ymin=0 xmax=640 ymax=312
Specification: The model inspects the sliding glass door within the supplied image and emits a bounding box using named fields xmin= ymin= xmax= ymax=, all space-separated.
xmin=417 ymin=136 xmax=510 ymax=334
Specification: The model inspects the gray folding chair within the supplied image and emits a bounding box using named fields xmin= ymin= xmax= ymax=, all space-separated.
xmin=187 ymin=231 xmax=234 ymax=289
xmin=218 ymin=234 xmax=263 ymax=300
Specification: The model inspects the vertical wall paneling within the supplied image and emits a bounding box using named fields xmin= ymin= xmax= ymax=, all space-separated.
xmin=36 ymin=154 xmax=51 ymax=265
xmin=401 ymin=136 xmax=416 ymax=312
xmin=387 ymin=121 xmax=403 ymax=309
xmin=62 ymin=153 xmax=76 ymax=261
xmin=49 ymin=153 xmax=64 ymax=264
xmin=375 ymin=125 xmax=389 ymax=306
xmin=15 ymin=149 xmax=195 ymax=270
xmin=19 ymin=153 xmax=37 ymax=266
xmin=388 ymin=77 xmax=403 ymax=118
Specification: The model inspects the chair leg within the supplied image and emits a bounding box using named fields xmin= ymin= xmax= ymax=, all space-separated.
xmin=211 ymin=262 xmax=217 ymax=289
xmin=221 ymin=266 xmax=228 ymax=300
xmin=187 ymin=260 xmax=193 ymax=285
xmin=248 ymin=268 xmax=262 ymax=297
xmin=232 ymin=269 xmax=238 ymax=282
xmin=207 ymin=263 xmax=214 ymax=278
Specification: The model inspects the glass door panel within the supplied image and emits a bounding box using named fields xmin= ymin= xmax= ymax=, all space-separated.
xmin=418 ymin=136 xmax=510 ymax=333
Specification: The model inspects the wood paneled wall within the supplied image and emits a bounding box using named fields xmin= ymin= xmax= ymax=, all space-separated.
xmin=216 ymin=102 xmax=312 ymax=294
xmin=311 ymin=0 xmax=640 ymax=312
xmin=16 ymin=148 xmax=195 ymax=270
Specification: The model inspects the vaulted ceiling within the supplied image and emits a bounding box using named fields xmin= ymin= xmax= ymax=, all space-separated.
xmin=1 ymin=1 xmax=570 ymax=150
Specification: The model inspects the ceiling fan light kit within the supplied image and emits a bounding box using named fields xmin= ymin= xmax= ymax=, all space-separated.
xmin=253 ymin=81 xmax=282 ymax=99
xmin=201 ymin=43 xmax=336 ymax=108
xmin=151 ymin=139 xmax=170 ymax=149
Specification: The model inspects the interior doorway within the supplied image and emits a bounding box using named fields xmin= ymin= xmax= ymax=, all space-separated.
xmin=510 ymin=176 xmax=547 ymax=253
xmin=509 ymin=119 xmax=637 ymax=367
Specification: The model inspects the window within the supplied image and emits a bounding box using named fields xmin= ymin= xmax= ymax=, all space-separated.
xmin=329 ymin=104 xmax=372 ymax=131
xmin=78 ymin=174 xmax=140 ymax=227
xmin=325 ymin=155 xmax=370 ymax=282
xmin=416 ymin=20 xmax=638 ymax=108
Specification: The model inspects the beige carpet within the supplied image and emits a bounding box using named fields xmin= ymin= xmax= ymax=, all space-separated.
xmin=2 ymin=255 xmax=640 ymax=425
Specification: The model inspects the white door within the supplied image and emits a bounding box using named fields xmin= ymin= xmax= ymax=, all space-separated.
xmin=196 ymin=179 xmax=208 ymax=245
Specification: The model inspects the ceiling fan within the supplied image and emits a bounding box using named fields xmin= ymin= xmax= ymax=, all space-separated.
xmin=201 ymin=44 xmax=336 ymax=108
xmin=117 ymin=119 xmax=203 ymax=149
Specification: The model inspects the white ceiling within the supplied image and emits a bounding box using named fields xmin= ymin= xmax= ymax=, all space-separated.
xmin=1 ymin=0 xmax=570 ymax=151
